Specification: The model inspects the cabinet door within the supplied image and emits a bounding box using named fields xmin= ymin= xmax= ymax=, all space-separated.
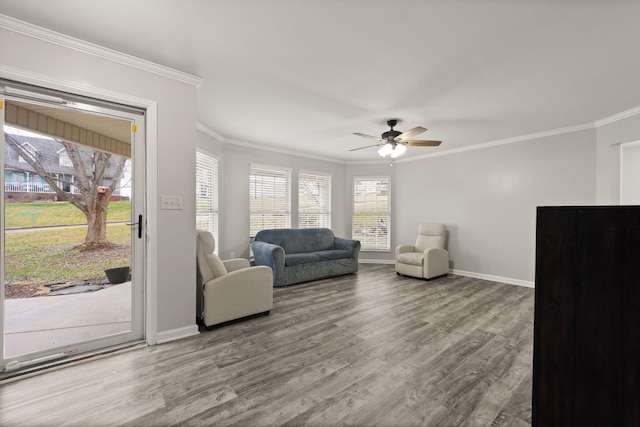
xmin=621 ymin=208 xmax=640 ymax=426
xmin=574 ymin=209 xmax=623 ymax=426
xmin=533 ymin=208 xmax=579 ymax=426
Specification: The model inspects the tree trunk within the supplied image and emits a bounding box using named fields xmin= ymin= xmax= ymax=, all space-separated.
xmin=84 ymin=189 xmax=111 ymax=247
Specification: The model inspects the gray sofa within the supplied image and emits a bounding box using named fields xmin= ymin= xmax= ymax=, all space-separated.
xmin=252 ymin=228 xmax=361 ymax=287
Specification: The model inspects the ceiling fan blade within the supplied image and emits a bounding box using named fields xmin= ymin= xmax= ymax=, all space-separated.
xmin=349 ymin=143 xmax=383 ymax=152
xmin=354 ymin=132 xmax=383 ymax=141
xmin=404 ymin=140 xmax=442 ymax=147
xmin=395 ymin=126 xmax=427 ymax=141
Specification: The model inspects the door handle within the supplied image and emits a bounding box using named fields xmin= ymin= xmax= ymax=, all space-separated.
xmin=126 ymin=214 xmax=143 ymax=239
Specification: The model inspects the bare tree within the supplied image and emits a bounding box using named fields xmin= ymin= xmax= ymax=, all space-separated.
xmin=5 ymin=133 xmax=127 ymax=248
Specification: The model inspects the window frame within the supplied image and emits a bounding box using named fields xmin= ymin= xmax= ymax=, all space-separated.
xmin=352 ymin=175 xmax=391 ymax=251
xmin=298 ymin=170 xmax=331 ymax=229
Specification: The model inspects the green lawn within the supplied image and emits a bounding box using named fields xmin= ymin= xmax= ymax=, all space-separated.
xmin=3 ymin=201 xmax=132 ymax=287
xmin=4 ymin=201 xmax=131 ymax=229
xmin=4 ymin=225 xmax=131 ymax=286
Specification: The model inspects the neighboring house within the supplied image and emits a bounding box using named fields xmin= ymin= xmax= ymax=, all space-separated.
xmin=3 ymin=134 xmax=124 ymax=201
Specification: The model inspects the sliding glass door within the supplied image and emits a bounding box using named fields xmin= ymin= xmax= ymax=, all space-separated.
xmin=1 ymin=85 xmax=145 ymax=373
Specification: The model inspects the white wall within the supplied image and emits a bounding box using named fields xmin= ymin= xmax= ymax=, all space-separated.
xmin=394 ymin=129 xmax=597 ymax=284
xmin=1 ymin=21 xmax=200 ymax=338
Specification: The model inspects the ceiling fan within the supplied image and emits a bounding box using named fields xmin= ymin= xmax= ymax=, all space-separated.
xmin=350 ymin=119 xmax=442 ymax=158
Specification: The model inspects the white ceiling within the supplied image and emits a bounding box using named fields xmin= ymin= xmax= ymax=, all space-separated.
xmin=1 ymin=0 xmax=639 ymax=162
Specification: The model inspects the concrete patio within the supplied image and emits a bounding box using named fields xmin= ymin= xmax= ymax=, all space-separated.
xmin=4 ymin=282 xmax=131 ymax=358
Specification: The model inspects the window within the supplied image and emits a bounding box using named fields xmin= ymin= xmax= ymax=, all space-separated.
xmin=352 ymin=176 xmax=390 ymax=251
xmin=298 ymin=171 xmax=331 ymax=229
xmin=59 ymin=151 xmax=72 ymax=167
xmin=196 ymin=151 xmax=219 ymax=248
xmin=250 ymin=163 xmax=291 ymax=236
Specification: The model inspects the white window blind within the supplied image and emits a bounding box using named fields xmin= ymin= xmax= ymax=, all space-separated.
xmin=250 ymin=163 xmax=291 ymax=236
xmin=196 ymin=151 xmax=219 ymax=250
xmin=298 ymin=171 xmax=331 ymax=229
xmin=352 ymin=176 xmax=390 ymax=251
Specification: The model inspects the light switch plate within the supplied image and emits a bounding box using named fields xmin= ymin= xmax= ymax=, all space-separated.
xmin=161 ymin=195 xmax=183 ymax=210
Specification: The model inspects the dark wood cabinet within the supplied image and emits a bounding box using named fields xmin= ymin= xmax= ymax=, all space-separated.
xmin=533 ymin=206 xmax=640 ymax=427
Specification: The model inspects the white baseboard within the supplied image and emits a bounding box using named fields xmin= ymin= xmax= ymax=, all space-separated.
xmin=359 ymin=259 xmax=395 ymax=265
xmin=155 ymin=324 xmax=200 ymax=344
xmin=451 ymin=269 xmax=535 ymax=288
xmin=357 ymin=261 xmax=535 ymax=288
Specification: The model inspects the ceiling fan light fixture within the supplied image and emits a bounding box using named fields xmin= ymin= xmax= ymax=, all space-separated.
xmin=390 ymin=143 xmax=406 ymax=158
xmin=378 ymin=143 xmax=394 ymax=157
xmin=353 ymin=120 xmax=441 ymax=157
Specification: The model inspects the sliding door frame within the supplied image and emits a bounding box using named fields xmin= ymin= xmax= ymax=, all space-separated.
xmin=0 ymin=74 xmax=159 ymax=374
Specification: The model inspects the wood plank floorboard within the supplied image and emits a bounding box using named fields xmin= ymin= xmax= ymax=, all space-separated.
xmin=0 ymin=264 xmax=534 ymax=426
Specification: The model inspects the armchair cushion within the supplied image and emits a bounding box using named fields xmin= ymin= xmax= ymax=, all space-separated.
xmin=198 ymin=230 xmax=227 ymax=278
xmin=415 ymin=223 xmax=446 ymax=252
xmin=396 ymin=252 xmax=424 ymax=266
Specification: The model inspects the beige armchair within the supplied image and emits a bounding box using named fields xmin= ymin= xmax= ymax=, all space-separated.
xmin=396 ymin=223 xmax=449 ymax=279
xmin=196 ymin=230 xmax=273 ymax=327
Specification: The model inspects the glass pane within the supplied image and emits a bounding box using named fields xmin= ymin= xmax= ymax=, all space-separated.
xmin=353 ymin=177 xmax=390 ymax=250
xmin=3 ymin=116 xmax=133 ymax=358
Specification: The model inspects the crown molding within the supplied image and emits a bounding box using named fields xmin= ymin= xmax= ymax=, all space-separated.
xmin=196 ymin=122 xmax=225 ymax=142
xmin=346 ymin=159 xmax=399 ymax=165
xmin=395 ymin=122 xmax=595 ymax=164
xmin=0 ymin=14 xmax=202 ymax=87
xmin=594 ymin=105 xmax=640 ymax=128
xmin=212 ymin=107 xmax=637 ymax=166
xmin=224 ymin=138 xmax=346 ymax=164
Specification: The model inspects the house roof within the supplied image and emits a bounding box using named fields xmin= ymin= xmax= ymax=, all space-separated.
xmin=1 ymin=1 xmax=639 ymax=161
xmin=4 ymin=134 xmax=123 ymax=178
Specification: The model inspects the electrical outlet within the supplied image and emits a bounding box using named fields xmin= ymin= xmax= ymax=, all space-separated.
xmin=230 ymin=251 xmax=235 ymax=258
xmin=160 ymin=195 xmax=183 ymax=210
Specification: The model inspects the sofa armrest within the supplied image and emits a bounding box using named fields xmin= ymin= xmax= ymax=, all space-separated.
xmin=396 ymin=245 xmax=415 ymax=258
xmin=223 ymin=258 xmax=250 ymax=272
xmin=334 ymin=237 xmax=361 ymax=258
xmin=252 ymin=240 xmax=285 ymax=285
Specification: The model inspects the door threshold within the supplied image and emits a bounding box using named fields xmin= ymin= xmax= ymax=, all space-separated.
xmin=0 ymin=340 xmax=147 ymax=383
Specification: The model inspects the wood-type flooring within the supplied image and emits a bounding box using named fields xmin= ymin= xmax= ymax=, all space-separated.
xmin=0 ymin=264 xmax=534 ymax=426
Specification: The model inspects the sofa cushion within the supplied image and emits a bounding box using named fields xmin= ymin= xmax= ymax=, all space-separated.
xmin=315 ymin=249 xmax=351 ymax=261
xmin=285 ymin=252 xmax=321 ymax=266
xmin=396 ymin=252 xmax=424 ymax=267
xmin=255 ymin=228 xmax=335 ymax=253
